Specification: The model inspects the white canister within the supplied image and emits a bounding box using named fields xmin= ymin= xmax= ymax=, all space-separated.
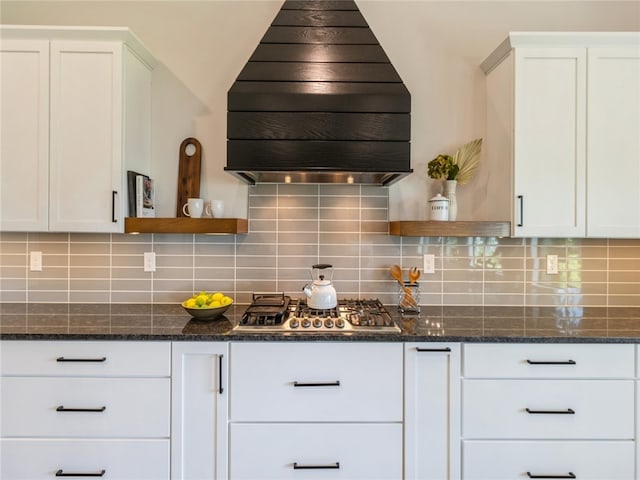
xmin=429 ymin=193 xmax=449 ymax=221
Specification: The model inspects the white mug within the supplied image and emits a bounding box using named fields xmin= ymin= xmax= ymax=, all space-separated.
xmin=211 ymin=200 xmax=224 ymax=218
xmin=183 ymin=198 xmax=204 ymax=218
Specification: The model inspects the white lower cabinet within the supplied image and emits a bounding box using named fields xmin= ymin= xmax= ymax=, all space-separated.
xmin=461 ymin=343 xmax=636 ymax=480
xmin=229 ymin=423 xmax=402 ymax=479
xmin=404 ymin=343 xmax=461 ymax=480
xmin=0 ymin=340 xmax=171 ymax=480
xmin=171 ymin=342 xmax=228 ymax=480
xmin=463 ymin=440 xmax=635 ymax=480
xmin=229 ymin=342 xmax=403 ymax=480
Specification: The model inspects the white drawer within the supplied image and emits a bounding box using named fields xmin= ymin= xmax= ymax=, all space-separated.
xmin=1 ymin=377 xmax=170 ymax=437
xmin=1 ymin=438 xmax=169 ymax=480
xmin=1 ymin=341 xmax=170 ymax=377
xmin=462 ymin=379 xmax=634 ymax=439
xmin=462 ymin=440 xmax=635 ymax=480
xmin=229 ymin=423 xmax=402 ymax=480
xmin=230 ymin=342 xmax=403 ymax=422
xmin=463 ymin=343 xmax=634 ymax=378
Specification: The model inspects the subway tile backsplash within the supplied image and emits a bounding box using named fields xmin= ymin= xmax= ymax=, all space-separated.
xmin=1 ymin=184 xmax=639 ymax=307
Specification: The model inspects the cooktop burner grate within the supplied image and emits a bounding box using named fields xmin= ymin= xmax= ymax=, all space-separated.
xmin=234 ymin=295 xmax=399 ymax=333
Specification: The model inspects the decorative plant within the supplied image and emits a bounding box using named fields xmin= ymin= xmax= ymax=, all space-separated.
xmin=427 ymin=138 xmax=482 ymax=185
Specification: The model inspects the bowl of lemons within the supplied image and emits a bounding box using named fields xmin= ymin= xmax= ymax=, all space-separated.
xmin=182 ymin=291 xmax=233 ymax=320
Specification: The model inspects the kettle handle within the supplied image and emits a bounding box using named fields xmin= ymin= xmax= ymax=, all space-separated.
xmin=312 ymin=264 xmax=333 ymax=270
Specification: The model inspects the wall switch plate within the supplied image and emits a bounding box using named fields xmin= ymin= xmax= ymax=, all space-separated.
xmin=546 ymin=254 xmax=559 ymax=275
xmin=423 ymin=254 xmax=435 ymax=274
xmin=30 ymin=251 xmax=43 ymax=271
xmin=144 ymin=252 xmax=156 ymax=272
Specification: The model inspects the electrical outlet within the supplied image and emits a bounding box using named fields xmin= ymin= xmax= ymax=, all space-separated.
xmin=546 ymin=254 xmax=559 ymax=275
xmin=423 ymin=254 xmax=435 ymax=274
xmin=144 ymin=252 xmax=156 ymax=272
xmin=30 ymin=251 xmax=43 ymax=271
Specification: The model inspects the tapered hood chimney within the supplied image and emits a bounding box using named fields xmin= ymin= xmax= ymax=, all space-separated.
xmin=225 ymin=0 xmax=412 ymax=186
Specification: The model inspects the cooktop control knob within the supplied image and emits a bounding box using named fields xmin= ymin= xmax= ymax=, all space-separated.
xmin=289 ymin=318 xmax=299 ymax=328
xmin=312 ymin=318 xmax=323 ymax=328
xmin=301 ymin=319 xmax=311 ymax=328
xmin=336 ymin=318 xmax=345 ymax=329
xmin=324 ymin=319 xmax=334 ymax=328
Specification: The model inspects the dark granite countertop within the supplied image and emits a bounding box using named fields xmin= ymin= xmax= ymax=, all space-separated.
xmin=1 ymin=303 xmax=639 ymax=343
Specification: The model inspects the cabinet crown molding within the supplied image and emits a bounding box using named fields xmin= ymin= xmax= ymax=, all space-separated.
xmin=481 ymin=31 xmax=640 ymax=73
xmin=0 ymin=25 xmax=156 ymax=68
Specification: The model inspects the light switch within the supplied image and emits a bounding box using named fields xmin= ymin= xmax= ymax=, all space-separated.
xmin=423 ymin=254 xmax=435 ymax=274
xmin=144 ymin=252 xmax=156 ymax=272
xmin=546 ymin=254 xmax=559 ymax=275
xmin=30 ymin=251 xmax=43 ymax=271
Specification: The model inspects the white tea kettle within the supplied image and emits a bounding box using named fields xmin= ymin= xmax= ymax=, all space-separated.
xmin=302 ymin=264 xmax=338 ymax=309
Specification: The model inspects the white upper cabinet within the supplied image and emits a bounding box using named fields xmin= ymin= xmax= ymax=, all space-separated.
xmin=0 ymin=39 xmax=50 ymax=231
xmin=0 ymin=26 xmax=155 ymax=233
xmin=587 ymin=46 xmax=640 ymax=237
xmin=483 ymin=32 xmax=640 ymax=238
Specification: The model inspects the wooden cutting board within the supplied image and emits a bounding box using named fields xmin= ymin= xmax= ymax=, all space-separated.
xmin=176 ymin=137 xmax=202 ymax=217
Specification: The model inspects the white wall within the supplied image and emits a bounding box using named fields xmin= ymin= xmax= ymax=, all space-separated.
xmin=2 ymin=0 xmax=638 ymax=220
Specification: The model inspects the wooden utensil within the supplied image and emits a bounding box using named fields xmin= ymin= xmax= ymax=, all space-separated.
xmin=409 ymin=267 xmax=421 ymax=284
xmin=390 ymin=265 xmax=417 ymax=308
xmin=176 ymin=137 xmax=202 ymax=217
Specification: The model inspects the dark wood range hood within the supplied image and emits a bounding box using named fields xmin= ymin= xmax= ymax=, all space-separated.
xmin=226 ymin=0 xmax=412 ymax=186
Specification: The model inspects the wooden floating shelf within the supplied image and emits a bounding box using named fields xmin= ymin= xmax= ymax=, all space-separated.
xmin=389 ymin=221 xmax=511 ymax=237
xmin=125 ymin=217 xmax=248 ymax=235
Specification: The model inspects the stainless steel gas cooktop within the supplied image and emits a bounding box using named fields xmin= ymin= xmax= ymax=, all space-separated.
xmin=233 ymin=293 xmax=400 ymax=334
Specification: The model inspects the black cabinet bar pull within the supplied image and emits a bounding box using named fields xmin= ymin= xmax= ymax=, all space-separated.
xmin=56 ymin=469 xmax=106 ymax=477
xmin=293 ymin=381 xmax=340 ymax=387
xmin=57 ymin=357 xmax=106 ymax=363
xmin=218 ymin=354 xmax=224 ymax=395
xmin=517 ymin=195 xmax=524 ymax=226
xmin=526 ymin=408 xmax=575 ymax=415
xmin=416 ymin=347 xmax=452 ymax=352
xmin=527 ymin=359 xmax=576 ymax=365
xmin=111 ymin=190 xmax=117 ymax=223
xmin=527 ymin=472 xmax=576 ymax=479
xmin=56 ymin=406 xmax=106 ymax=413
xmin=293 ymin=462 xmax=340 ymax=470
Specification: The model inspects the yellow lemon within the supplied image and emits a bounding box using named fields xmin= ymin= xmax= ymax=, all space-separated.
xmin=221 ymin=296 xmax=233 ymax=305
xmin=211 ymin=292 xmax=224 ymax=302
xmin=208 ymin=300 xmax=222 ymax=308
xmin=184 ymin=298 xmax=197 ymax=308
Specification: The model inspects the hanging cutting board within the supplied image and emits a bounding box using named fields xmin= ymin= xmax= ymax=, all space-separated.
xmin=176 ymin=137 xmax=202 ymax=217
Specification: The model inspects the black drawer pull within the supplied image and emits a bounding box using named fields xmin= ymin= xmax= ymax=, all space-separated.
xmin=57 ymin=357 xmax=106 ymax=363
xmin=56 ymin=469 xmax=106 ymax=477
xmin=218 ymin=354 xmax=224 ymax=395
xmin=293 ymin=381 xmax=340 ymax=387
xmin=526 ymin=408 xmax=575 ymax=415
xmin=56 ymin=406 xmax=106 ymax=413
xmin=527 ymin=472 xmax=576 ymax=479
xmin=293 ymin=462 xmax=340 ymax=470
xmin=111 ymin=190 xmax=118 ymax=223
xmin=517 ymin=195 xmax=524 ymax=226
xmin=526 ymin=360 xmax=576 ymax=365
xmin=416 ymin=347 xmax=452 ymax=352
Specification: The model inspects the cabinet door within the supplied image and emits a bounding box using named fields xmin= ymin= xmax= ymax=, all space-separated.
xmin=587 ymin=46 xmax=640 ymax=237
xmin=0 ymin=40 xmax=49 ymax=231
xmin=49 ymin=40 xmax=123 ymax=232
xmin=404 ymin=343 xmax=461 ymax=480
xmin=513 ymin=47 xmax=586 ymax=237
xmin=171 ymin=342 xmax=228 ymax=480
